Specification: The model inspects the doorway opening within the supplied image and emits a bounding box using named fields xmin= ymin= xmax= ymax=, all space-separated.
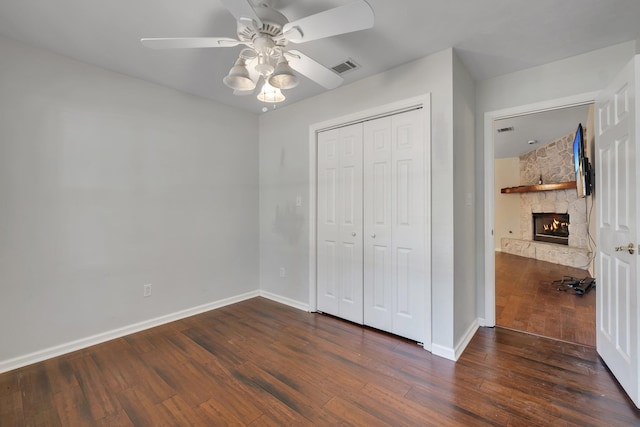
xmin=484 ymin=94 xmax=598 ymax=346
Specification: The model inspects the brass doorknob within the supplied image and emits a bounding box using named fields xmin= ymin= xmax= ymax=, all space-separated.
xmin=615 ymin=243 xmax=635 ymax=255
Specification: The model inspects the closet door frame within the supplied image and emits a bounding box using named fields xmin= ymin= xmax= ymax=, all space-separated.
xmin=308 ymin=94 xmax=432 ymax=350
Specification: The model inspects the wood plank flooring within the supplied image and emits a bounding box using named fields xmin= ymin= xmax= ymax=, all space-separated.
xmin=496 ymin=251 xmax=596 ymax=347
xmin=2 ymin=297 xmax=638 ymax=426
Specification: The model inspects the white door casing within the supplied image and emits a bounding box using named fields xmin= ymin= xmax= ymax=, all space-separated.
xmin=317 ymin=123 xmax=364 ymax=324
xmin=596 ymin=56 xmax=639 ymax=408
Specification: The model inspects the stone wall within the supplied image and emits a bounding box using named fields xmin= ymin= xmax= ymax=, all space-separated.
xmin=520 ymin=132 xmax=575 ymax=185
xmin=501 ymin=130 xmax=591 ymax=269
xmin=501 ymin=237 xmax=590 ymax=268
xmin=519 ymin=189 xmax=588 ymax=249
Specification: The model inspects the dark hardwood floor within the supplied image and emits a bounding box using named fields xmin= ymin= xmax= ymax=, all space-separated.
xmin=496 ymin=251 xmax=596 ymax=347
xmin=2 ymin=297 xmax=638 ymax=426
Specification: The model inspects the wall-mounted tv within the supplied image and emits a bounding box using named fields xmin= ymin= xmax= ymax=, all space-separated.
xmin=573 ymin=123 xmax=592 ymax=197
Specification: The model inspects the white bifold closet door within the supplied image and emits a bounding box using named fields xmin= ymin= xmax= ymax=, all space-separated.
xmin=317 ymin=123 xmax=364 ymax=324
xmin=317 ymin=109 xmax=425 ymax=342
xmin=363 ymin=110 xmax=425 ymax=342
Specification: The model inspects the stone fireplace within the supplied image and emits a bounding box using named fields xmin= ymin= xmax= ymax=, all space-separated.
xmin=500 ymin=130 xmax=590 ymax=269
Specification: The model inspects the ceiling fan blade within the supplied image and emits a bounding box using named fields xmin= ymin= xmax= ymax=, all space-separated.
xmin=140 ymin=37 xmax=242 ymax=49
xmin=219 ymin=0 xmax=262 ymax=28
xmin=283 ymin=0 xmax=374 ymax=43
xmin=286 ymin=50 xmax=343 ymax=90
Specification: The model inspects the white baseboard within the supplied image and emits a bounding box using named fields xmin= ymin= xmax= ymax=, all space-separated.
xmin=259 ymin=290 xmax=310 ymax=312
xmin=431 ymin=319 xmax=480 ymax=362
xmin=431 ymin=343 xmax=456 ymax=361
xmin=0 ymin=290 xmax=260 ymax=374
xmin=454 ymin=319 xmax=480 ymax=360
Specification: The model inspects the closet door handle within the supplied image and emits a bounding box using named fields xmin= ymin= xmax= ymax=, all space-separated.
xmin=615 ymin=243 xmax=635 ymax=255
xmin=371 ymin=234 xmax=376 ymax=238
xmin=351 ymin=232 xmax=356 ymax=237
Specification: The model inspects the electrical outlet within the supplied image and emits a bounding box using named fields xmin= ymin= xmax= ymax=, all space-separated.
xmin=143 ymin=284 xmax=152 ymax=297
xmin=279 ymin=267 xmax=286 ymax=277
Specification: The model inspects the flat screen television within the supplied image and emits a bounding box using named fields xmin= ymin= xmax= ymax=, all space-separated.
xmin=573 ymin=123 xmax=592 ymax=197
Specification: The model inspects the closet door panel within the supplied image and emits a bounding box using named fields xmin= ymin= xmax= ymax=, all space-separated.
xmin=363 ymin=117 xmax=393 ymax=331
xmin=337 ymin=124 xmax=364 ymax=323
xmin=391 ymin=109 xmax=426 ymax=342
xmin=317 ymin=124 xmax=363 ymax=324
xmin=317 ymin=129 xmax=341 ymax=316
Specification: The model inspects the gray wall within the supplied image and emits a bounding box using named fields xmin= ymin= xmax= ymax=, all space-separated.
xmin=452 ymin=51 xmax=477 ymax=345
xmin=0 ymin=37 xmax=259 ymax=364
xmin=474 ymin=40 xmax=637 ymax=320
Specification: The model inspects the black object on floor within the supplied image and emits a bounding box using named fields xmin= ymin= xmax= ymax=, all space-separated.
xmin=553 ymin=276 xmax=595 ymax=295
xmin=574 ymin=277 xmax=595 ymax=295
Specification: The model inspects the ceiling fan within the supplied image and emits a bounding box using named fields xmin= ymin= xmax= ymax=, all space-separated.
xmin=141 ymin=0 xmax=374 ymax=103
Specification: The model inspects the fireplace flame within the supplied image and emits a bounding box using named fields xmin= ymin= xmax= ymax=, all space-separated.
xmin=533 ymin=213 xmax=570 ymax=244
xmin=543 ymin=218 xmax=569 ymax=232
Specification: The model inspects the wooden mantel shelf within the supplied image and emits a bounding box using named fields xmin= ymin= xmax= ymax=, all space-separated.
xmin=501 ymin=181 xmax=577 ymax=194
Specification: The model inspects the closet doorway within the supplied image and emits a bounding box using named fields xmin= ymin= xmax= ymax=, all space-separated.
xmin=310 ymin=96 xmax=431 ymax=345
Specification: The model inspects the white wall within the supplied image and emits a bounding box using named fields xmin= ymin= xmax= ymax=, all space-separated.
xmin=259 ymin=49 xmax=468 ymax=351
xmin=0 ymin=37 xmax=259 ymax=368
xmin=494 ymin=158 xmax=522 ymax=250
xmin=452 ymin=51 xmax=478 ymax=349
xmin=475 ymin=40 xmax=637 ymax=319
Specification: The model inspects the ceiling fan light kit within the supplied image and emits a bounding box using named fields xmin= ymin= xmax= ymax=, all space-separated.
xmin=141 ymin=0 xmax=374 ymax=108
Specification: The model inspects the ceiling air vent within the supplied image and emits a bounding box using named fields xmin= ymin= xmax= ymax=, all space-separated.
xmin=497 ymin=126 xmax=514 ymax=133
xmin=331 ymin=58 xmax=360 ymax=74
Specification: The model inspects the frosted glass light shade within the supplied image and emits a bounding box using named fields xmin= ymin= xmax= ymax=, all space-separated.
xmin=268 ymin=58 xmax=298 ymax=89
xmin=257 ymin=82 xmax=285 ymax=103
xmin=223 ymin=59 xmax=256 ymax=91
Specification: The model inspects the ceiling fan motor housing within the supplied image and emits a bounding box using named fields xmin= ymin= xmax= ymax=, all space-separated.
xmin=237 ymin=5 xmax=289 ymax=45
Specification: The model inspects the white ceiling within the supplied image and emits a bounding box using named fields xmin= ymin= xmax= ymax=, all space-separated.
xmin=0 ymin=0 xmax=639 ymax=115
xmin=494 ymin=104 xmax=592 ymax=159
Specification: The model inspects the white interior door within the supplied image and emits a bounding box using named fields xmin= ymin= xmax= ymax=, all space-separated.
xmin=363 ymin=109 xmax=426 ymax=342
xmin=596 ymin=55 xmax=639 ymax=408
xmin=317 ymin=124 xmax=364 ymax=324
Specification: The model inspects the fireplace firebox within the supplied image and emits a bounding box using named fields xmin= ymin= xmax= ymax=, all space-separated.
xmin=532 ymin=213 xmax=569 ymax=245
